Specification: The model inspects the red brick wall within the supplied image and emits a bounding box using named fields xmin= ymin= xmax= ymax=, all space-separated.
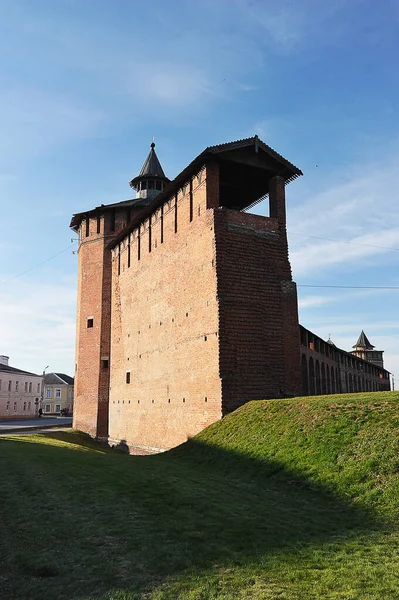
xmin=74 ymin=161 xmax=302 ymax=450
xmin=109 ymin=167 xmax=223 ymax=451
xmin=73 ymin=209 xmax=129 ymax=439
xmin=214 ymin=208 xmax=301 ymax=413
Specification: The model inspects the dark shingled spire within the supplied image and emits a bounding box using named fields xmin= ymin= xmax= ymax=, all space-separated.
xmin=129 ymin=140 xmax=169 ymax=189
xmin=353 ymin=330 xmax=375 ymax=349
xmin=138 ymin=141 xmax=166 ymax=178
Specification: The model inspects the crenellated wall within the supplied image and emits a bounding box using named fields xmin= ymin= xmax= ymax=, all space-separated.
xmin=109 ymin=167 xmax=223 ymax=451
xmin=73 ymin=208 xmax=131 ymax=439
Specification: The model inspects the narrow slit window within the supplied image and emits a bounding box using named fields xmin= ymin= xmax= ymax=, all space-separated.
xmin=87 ymin=318 xmax=94 ymax=328
xmin=102 ymin=359 xmax=109 ymax=369
xmin=126 ymin=372 xmax=131 ymax=384
xmin=110 ymin=209 xmax=116 ymax=232
xmin=189 ymin=180 xmax=193 ymax=222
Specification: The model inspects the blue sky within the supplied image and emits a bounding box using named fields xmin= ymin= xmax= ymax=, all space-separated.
xmin=0 ymin=0 xmax=398 ymax=383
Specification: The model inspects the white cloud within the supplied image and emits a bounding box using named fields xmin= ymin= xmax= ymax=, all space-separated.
xmin=0 ymin=278 xmax=76 ymax=375
xmin=298 ymin=294 xmax=337 ymax=309
xmin=0 ymin=87 xmax=105 ymax=162
xmin=287 ymin=154 xmax=399 ymax=278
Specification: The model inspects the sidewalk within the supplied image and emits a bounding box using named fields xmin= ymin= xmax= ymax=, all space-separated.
xmin=0 ymin=416 xmax=72 ymax=435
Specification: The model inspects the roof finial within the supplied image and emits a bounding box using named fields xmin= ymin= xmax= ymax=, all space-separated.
xmin=151 ymin=136 xmax=155 ymax=149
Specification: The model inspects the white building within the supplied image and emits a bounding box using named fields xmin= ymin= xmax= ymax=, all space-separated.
xmin=0 ymin=355 xmax=43 ymax=419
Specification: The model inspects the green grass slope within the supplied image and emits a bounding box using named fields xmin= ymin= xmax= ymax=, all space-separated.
xmin=1 ymin=392 xmax=399 ymax=600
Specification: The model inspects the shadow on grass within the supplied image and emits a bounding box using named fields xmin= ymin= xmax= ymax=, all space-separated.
xmin=0 ymin=432 xmax=384 ymax=600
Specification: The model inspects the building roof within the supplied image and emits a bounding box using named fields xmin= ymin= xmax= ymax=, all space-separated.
xmin=130 ymin=141 xmax=169 ymax=189
xmin=44 ymin=373 xmax=74 ymax=386
xmin=70 ymin=198 xmax=144 ymax=231
xmin=0 ymin=363 xmax=40 ymax=377
xmin=353 ymin=330 xmax=375 ymax=350
xmin=109 ymin=135 xmax=303 ymax=249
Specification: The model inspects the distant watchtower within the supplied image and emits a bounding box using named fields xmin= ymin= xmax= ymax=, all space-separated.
xmin=351 ymin=330 xmax=384 ymax=368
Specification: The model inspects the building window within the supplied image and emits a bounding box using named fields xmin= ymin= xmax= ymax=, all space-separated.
xmin=24 ymin=382 xmax=28 ymax=392
xmin=87 ymin=318 xmax=94 ymax=328
xmin=45 ymin=404 xmax=51 ymax=413
xmin=29 ymin=382 xmax=32 ymax=393
xmin=37 ymin=383 xmax=41 ymax=393
xmin=126 ymin=372 xmax=131 ymax=384
xmin=6 ymin=401 xmax=10 ymax=412
xmin=8 ymin=380 xmax=11 ymax=391
xmin=13 ymin=402 xmax=17 ymax=412
xmin=15 ymin=381 xmax=19 ymax=391
xmin=23 ymin=402 xmax=27 ymax=411
xmin=102 ymin=359 xmax=109 ymax=369
xmin=28 ymin=401 xmax=31 ymax=410
xmin=55 ymin=388 xmax=61 ymax=399
xmin=46 ymin=388 xmax=51 ymax=398
xmin=55 ymin=404 xmax=61 ymax=413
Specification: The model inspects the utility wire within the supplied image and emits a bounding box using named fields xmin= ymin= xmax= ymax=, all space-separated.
xmin=290 ymin=231 xmax=399 ymax=252
xmin=298 ymin=284 xmax=399 ymax=290
xmin=0 ymin=243 xmax=75 ymax=286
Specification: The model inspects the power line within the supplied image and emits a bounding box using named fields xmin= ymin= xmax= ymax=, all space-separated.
xmin=0 ymin=243 xmax=75 ymax=286
xmin=290 ymin=231 xmax=399 ymax=252
xmin=298 ymin=284 xmax=399 ymax=290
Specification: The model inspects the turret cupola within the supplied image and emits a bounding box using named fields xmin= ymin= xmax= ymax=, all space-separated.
xmin=129 ymin=140 xmax=170 ymax=203
xmin=350 ymin=330 xmax=384 ymax=368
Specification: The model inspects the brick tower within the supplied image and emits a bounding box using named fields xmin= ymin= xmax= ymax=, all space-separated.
xmin=70 ymin=142 xmax=169 ymax=440
xmin=72 ymin=135 xmax=303 ymax=451
xmin=351 ymin=330 xmax=385 ymax=368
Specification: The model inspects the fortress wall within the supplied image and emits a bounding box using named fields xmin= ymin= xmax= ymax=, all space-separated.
xmin=73 ymin=209 xmax=127 ymax=439
xmin=214 ymin=209 xmax=301 ymax=413
xmin=109 ymin=167 xmax=222 ymax=451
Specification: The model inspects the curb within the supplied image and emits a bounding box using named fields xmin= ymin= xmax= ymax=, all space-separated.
xmin=0 ymin=423 xmax=72 ymax=435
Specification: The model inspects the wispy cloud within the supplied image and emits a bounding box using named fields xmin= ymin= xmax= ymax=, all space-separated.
xmin=0 ymin=87 xmax=105 ymax=162
xmin=0 ymin=278 xmax=75 ymax=374
xmin=287 ymin=153 xmax=399 ymax=278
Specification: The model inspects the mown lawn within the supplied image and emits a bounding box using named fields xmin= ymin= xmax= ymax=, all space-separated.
xmin=1 ymin=392 xmax=399 ymax=599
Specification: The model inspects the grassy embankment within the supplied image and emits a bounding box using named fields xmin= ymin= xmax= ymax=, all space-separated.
xmin=1 ymin=391 xmax=399 ymax=599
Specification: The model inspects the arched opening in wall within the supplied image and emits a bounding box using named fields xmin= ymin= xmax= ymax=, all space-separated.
xmin=321 ymin=362 xmax=326 ymax=394
xmin=301 ymin=354 xmax=309 ymax=395
xmin=348 ymin=373 xmax=353 ymax=393
xmin=309 ymin=357 xmax=315 ymax=395
xmin=315 ymin=360 xmax=321 ymax=395
xmin=326 ymin=364 xmax=331 ymax=394
xmin=331 ymin=367 xmax=335 ymax=394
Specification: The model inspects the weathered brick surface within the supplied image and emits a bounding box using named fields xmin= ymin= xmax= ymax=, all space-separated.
xmin=214 ymin=208 xmax=301 ymax=413
xmin=73 ymin=209 xmax=134 ymax=439
xmin=74 ymin=160 xmax=302 ymax=450
xmin=109 ymin=168 xmax=222 ymax=451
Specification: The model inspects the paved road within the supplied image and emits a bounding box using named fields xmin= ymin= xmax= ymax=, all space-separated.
xmin=0 ymin=427 xmax=72 ymax=437
xmin=0 ymin=416 xmax=72 ymax=432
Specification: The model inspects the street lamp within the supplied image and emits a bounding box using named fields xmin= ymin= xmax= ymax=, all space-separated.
xmin=40 ymin=365 xmax=49 ymax=414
